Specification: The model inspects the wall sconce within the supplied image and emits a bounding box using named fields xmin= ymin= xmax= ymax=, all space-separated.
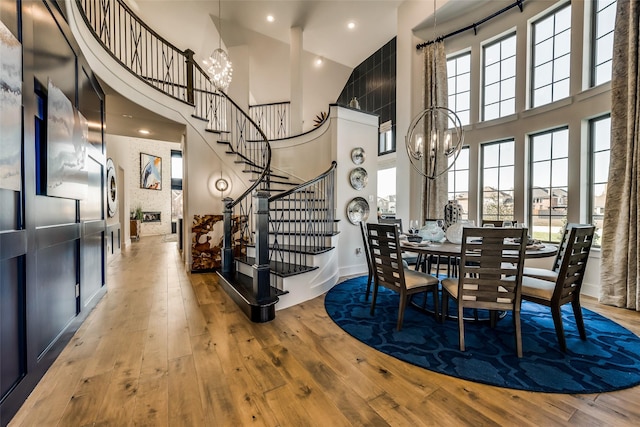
xmin=215 ymin=178 xmax=229 ymax=192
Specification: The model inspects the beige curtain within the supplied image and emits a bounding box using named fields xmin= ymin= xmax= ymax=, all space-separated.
xmin=422 ymin=42 xmax=449 ymax=220
xmin=600 ymin=0 xmax=640 ymax=311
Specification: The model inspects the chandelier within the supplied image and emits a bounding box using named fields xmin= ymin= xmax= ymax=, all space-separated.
xmin=406 ymin=106 xmax=464 ymax=179
xmin=204 ymin=1 xmax=233 ymax=91
xmin=204 ymin=48 xmax=233 ymax=91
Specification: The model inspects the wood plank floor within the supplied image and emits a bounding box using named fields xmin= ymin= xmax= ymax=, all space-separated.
xmin=10 ymin=235 xmax=640 ymax=426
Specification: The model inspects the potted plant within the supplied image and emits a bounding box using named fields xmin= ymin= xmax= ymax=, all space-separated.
xmin=130 ymin=205 xmax=143 ymax=240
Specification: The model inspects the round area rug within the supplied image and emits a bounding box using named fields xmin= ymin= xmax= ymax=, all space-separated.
xmin=324 ymin=276 xmax=640 ymax=393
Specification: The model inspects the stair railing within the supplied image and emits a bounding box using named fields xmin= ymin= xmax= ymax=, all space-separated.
xmin=249 ymin=101 xmax=291 ymax=140
xmin=75 ymin=0 xmax=335 ymax=305
xmin=268 ymin=161 xmax=337 ymax=289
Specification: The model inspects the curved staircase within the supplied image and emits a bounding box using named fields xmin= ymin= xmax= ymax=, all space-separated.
xmin=70 ymin=0 xmax=339 ymax=322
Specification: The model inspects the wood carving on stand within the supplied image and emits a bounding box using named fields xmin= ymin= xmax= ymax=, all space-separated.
xmin=191 ymin=214 xmax=248 ymax=272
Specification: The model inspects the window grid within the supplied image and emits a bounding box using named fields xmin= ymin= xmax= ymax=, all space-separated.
xmin=591 ymin=0 xmax=617 ymax=86
xmin=531 ymin=3 xmax=572 ymax=108
xmin=447 ymin=52 xmax=471 ymax=126
xmin=589 ymin=114 xmax=611 ymax=247
xmin=529 ymin=127 xmax=569 ymax=243
xmin=448 ymin=146 xmax=470 ymax=219
xmin=481 ymin=140 xmax=515 ymax=222
xmin=482 ymin=33 xmax=517 ymax=121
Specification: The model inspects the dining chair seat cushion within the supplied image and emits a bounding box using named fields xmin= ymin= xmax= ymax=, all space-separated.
xmin=404 ymin=268 xmax=439 ymax=290
xmin=523 ymin=267 xmax=558 ymax=282
xmin=442 ymin=277 xmax=514 ymax=302
xmin=521 ymin=276 xmax=555 ymax=301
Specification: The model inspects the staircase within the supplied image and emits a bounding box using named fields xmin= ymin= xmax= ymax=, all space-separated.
xmin=73 ymin=0 xmax=338 ymax=322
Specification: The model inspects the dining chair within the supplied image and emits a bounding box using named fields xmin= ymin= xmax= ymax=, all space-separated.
xmin=482 ymin=219 xmax=518 ymax=227
xmin=521 ymin=225 xmax=595 ymax=352
xmin=441 ymin=227 xmax=528 ymax=357
xmin=379 ymin=218 xmax=419 ymax=266
xmin=367 ymin=223 xmax=440 ymax=330
xmin=359 ymin=221 xmax=374 ymax=301
xmin=522 ymin=223 xmax=586 ymax=281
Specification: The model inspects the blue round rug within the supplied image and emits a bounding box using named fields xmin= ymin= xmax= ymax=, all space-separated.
xmin=324 ymin=276 xmax=640 ymax=393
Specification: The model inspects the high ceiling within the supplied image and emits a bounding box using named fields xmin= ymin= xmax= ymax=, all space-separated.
xmin=103 ymin=0 xmax=500 ymax=142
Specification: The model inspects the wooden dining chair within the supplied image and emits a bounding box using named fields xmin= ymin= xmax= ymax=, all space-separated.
xmin=367 ymin=223 xmax=440 ymax=330
xmin=523 ymin=223 xmax=587 ymax=281
xmin=482 ymin=219 xmax=518 ymax=227
xmin=521 ymin=225 xmax=595 ymax=352
xmin=441 ymin=227 xmax=528 ymax=357
xmin=359 ymin=221 xmax=374 ymax=301
xmin=379 ymin=218 xmax=419 ymax=266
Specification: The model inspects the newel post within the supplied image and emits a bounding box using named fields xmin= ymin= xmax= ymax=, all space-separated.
xmin=222 ymin=197 xmax=234 ymax=274
xmin=253 ymin=190 xmax=272 ymax=303
xmin=184 ymin=48 xmax=195 ymax=105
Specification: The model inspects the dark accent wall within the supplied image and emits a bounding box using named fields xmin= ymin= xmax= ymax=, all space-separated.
xmin=337 ymin=37 xmax=397 ymax=152
xmin=0 ymin=0 xmax=107 ymax=424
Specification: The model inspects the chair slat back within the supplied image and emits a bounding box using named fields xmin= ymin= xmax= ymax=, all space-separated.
xmin=458 ymin=227 xmax=528 ymax=310
xmin=367 ymin=223 xmax=406 ymax=291
xmin=554 ymin=225 xmax=595 ymax=301
xmin=359 ymin=221 xmax=374 ymax=278
xmin=379 ymin=217 xmax=403 ymax=234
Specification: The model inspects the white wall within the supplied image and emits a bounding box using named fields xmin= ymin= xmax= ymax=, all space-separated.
xmin=107 ymin=135 xmax=180 ymax=237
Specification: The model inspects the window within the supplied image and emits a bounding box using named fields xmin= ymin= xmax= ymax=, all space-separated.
xmin=447 ymin=52 xmax=471 ymax=126
xmin=592 ymin=0 xmax=617 ymax=86
xmin=531 ymin=3 xmax=572 ymax=108
xmin=589 ymin=114 xmax=611 ymax=247
xmin=171 ymin=150 xmax=182 ymax=190
xmin=529 ymin=127 xmax=569 ymax=243
xmin=481 ymin=140 xmax=515 ymax=222
xmin=377 ymin=167 xmax=396 ymax=218
xmin=448 ymin=146 xmax=469 ymax=219
xmin=378 ymin=120 xmax=395 ymax=155
xmin=482 ymin=33 xmax=516 ymax=121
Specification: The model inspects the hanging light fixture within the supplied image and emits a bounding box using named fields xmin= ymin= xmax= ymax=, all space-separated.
xmin=204 ymin=1 xmax=233 ymax=91
xmin=405 ymin=0 xmax=463 ymax=181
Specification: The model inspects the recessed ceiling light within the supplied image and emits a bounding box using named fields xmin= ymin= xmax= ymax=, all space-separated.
xmin=122 ymin=114 xmax=133 ymax=118
xmin=266 ymin=15 xmax=275 ymax=22
xmin=347 ymin=21 xmax=356 ymax=30
xmin=138 ymin=129 xmax=150 ymax=135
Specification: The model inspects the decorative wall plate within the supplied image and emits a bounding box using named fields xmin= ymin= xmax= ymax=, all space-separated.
xmin=351 ymin=147 xmax=365 ymax=165
xmin=346 ymin=197 xmax=370 ymax=225
xmin=349 ymin=167 xmax=368 ymax=190
xmin=106 ymin=158 xmax=118 ymax=217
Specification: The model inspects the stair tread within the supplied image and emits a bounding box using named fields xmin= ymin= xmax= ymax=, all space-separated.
xmin=235 ymin=256 xmax=319 ymax=277
xmin=218 ymin=271 xmax=286 ymax=299
xmin=268 ymin=231 xmax=339 ymax=237
xmin=247 ymin=244 xmax=334 ymax=255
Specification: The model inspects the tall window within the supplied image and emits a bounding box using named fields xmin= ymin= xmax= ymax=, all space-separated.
xmin=531 ymin=3 xmax=572 ymax=108
xmin=482 ymin=33 xmax=516 ymax=121
xmin=589 ymin=114 xmax=611 ymax=247
xmin=447 ymin=52 xmax=471 ymax=126
xmin=481 ymin=140 xmax=515 ymax=222
xmin=448 ymin=146 xmax=469 ymax=219
xmin=529 ymin=127 xmax=569 ymax=243
xmin=592 ymin=0 xmax=617 ymax=86
xmin=377 ymin=167 xmax=396 ymax=218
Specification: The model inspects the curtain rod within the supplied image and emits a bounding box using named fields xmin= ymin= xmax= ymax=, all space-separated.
xmin=416 ymin=0 xmax=525 ymax=50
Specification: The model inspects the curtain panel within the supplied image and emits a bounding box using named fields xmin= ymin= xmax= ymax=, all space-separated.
xmin=600 ymin=0 xmax=640 ymax=311
xmin=422 ymin=42 xmax=449 ymax=220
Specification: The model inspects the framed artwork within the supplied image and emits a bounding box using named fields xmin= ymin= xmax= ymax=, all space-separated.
xmin=47 ymin=79 xmax=88 ymax=199
xmin=0 ymin=19 xmax=22 ymax=191
xmin=140 ymin=153 xmax=162 ymax=190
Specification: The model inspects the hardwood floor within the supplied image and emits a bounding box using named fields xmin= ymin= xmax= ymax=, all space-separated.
xmin=10 ymin=236 xmax=640 ymax=426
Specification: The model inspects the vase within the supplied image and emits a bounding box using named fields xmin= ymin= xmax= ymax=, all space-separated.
xmin=444 ymin=200 xmax=463 ymax=230
xmin=445 ymin=219 xmax=475 ymax=244
xmin=419 ymin=221 xmax=445 ymax=242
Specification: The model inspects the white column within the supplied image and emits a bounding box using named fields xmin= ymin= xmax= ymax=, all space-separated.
xmin=290 ymin=26 xmax=303 ymax=134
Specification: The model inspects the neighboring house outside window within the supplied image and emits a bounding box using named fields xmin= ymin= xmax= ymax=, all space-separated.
xmin=448 ymin=146 xmax=470 ymax=219
xmin=481 ymin=140 xmax=515 ymax=222
xmin=529 ymin=127 xmax=569 ymax=243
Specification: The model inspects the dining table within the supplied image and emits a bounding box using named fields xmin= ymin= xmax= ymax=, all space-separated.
xmin=400 ymin=237 xmax=558 ymax=322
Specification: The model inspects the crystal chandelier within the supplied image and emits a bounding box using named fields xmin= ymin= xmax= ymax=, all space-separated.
xmin=204 ymin=48 xmax=233 ymax=91
xmin=204 ymin=1 xmax=233 ymax=91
